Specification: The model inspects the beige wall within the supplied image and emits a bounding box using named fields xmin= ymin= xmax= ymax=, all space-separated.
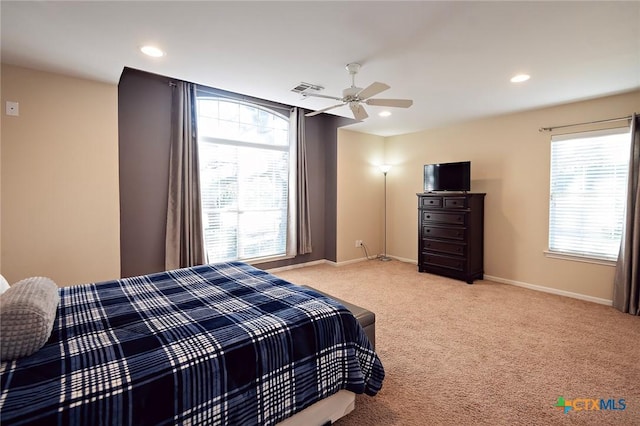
xmin=1 ymin=64 xmax=120 ymax=286
xmin=336 ymin=129 xmax=385 ymax=262
xmin=384 ymin=90 xmax=640 ymax=301
xmin=1 ymin=62 xmax=636 ymax=303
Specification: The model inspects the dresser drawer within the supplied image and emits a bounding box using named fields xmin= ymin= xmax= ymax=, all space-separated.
xmin=421 ymin=253 xmax=465 ymax=271
xmin=422 ymin=239 xmax=466 ymax=257
xmin=422 ymin=225 xmax=465 ymax=240
xmin=443 ymin=197 xmax=467 ymax=208
xmin=420 ymin=197 xmax=442 ymax=208
xmin=421 ymin=211 xmax=466 ymax=225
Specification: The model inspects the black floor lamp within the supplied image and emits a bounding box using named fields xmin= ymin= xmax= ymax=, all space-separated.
xmin=379 ymin=164 xmax=392 ymax=261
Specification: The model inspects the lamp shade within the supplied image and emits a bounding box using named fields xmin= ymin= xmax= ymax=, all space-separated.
xmin=379 ymin=164 xmax=392 ymax=174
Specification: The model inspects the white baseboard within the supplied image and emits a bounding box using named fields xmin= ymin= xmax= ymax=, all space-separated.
xmin=336 ymin=255 xmax=419 ymax=266
xmin=388 ymin=255 xmax=418 ymax=264
xmin=266 ymin=258 xmax=612 ymax=306
xmin=334 ymin=257 xmax=368 ymax=266
xmin=484 ymin=274 xmax=613 ymax=306
xmin=265 ymin=259 xmax=328 ymax=273
xmin=266 ymin=257 xmax=380 ymax=272
xmin=267 ymin=255 xmax=408 ymax=271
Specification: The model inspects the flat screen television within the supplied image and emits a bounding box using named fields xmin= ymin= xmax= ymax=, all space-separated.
xmin=423 ymin=161 xmax=471 ymax=192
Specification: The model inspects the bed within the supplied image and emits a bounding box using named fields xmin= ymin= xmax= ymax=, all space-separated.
xmin=0 ymin=262 xmax=384 ymax=425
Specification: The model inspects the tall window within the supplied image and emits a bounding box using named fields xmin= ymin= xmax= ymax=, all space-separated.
xmin=196 ymin=97 xmax=292 ymax=262
xmin=548 ymin=128 xmax=631 ymax=261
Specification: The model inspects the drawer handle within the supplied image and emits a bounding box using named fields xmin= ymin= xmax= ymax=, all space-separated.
xmin=452 ymin=201 xmax=457 ymax=205
xmin=426 ymin=243 xmax=431 ymax=247
xmin=456 ymin=247 xmax=461 ymax=252
xmin=426 ymin=215 xmax=431 ymax=219
xmin=457 ymin=217 xmax=462 ymax=221
xmin=426 ymin=229 xmax=431 ymax=233
xmin=456 ymin=232 xmax=461 ymax=236
xmin=429 ymin=200 xmax=434 ymax=204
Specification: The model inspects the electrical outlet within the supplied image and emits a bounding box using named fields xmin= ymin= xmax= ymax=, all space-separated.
xmin=355 ymin=240 xmax=363 ymax=247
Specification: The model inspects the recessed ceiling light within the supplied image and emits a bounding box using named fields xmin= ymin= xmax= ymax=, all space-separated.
xmin=140 ymin=45 xmax=165 ymax=58
xmin=510 ymin=74 xmax=530 ymax=83
xmin=378 ymin=111 xmax=392 ymax=117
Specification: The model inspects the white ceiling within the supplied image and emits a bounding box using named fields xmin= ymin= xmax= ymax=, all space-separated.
xmin=2 ymin=1 xmax=639 ymax=136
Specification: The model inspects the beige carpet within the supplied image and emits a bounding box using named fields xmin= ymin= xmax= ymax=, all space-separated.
xmin=273 ymin=260 xmax=639 ymax=425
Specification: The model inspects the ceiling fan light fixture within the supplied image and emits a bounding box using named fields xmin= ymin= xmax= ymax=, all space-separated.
xmin=379 ymin=111 xmax=392 ymax=117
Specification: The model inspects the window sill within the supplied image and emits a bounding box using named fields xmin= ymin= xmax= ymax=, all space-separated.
xmin=543 ymin=250 xmax=617 ymax=267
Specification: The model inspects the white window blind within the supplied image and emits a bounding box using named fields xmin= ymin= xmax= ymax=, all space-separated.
xmin=196 ymin=97 xmax=292 ymax=262
xmin=549 ymin=128 xmax=631 ymax=260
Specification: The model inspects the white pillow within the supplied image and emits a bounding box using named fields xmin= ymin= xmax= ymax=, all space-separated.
xmin=0 ymin=276 xmax=60 ymax=361
xmin=0 ymin=274 xmax=9 ymax=295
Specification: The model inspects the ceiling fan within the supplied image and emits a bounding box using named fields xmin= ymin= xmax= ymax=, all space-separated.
xmin=302 ymin=63 xmax=413 ymax=120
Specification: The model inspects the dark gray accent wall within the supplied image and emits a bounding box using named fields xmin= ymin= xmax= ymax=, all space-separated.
xmin=322 ymin=116 xmax=355 ymax=263
xmin=118 ymin=67 xmax=353 ymax=276
xmin=118 ymin=68 xmax=173 ymax=278
xmin=323 ymin=119 xmax=338 ymax=264
xmin=256 ymin=114 xmax=352 ymax=269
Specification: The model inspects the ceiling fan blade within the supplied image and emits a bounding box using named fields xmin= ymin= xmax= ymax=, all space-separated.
xmin=305 ymin=103 xmax=345 ymax=117
xmin=365 ymin=98 xmax=413 ymax=108
xmin=349 ymin=102 xmax=368 ymax=121
xmin=301 ymin=93 xmax=343 ymax=101
xmin=356 ymin=82 xmax=390 ymax=100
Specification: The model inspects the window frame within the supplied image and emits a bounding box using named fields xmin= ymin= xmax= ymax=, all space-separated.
xmin=196 ymin=96 xmax=296 ymax=264
xmin=545 ymin=126 xmax=631 ymax=265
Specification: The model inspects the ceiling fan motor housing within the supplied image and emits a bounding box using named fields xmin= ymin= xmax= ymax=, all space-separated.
xmin=343 ymin=86 xmax=362 ymax=100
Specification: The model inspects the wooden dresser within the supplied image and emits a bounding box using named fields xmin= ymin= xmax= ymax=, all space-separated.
xmin=417 ymin=192 xmax=485 ymax=284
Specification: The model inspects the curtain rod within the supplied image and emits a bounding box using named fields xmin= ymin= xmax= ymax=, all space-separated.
xmin=167 ymin=81 xmax=294 ymax=113
xmin=539 ymin=114 xmax=633 ymax=132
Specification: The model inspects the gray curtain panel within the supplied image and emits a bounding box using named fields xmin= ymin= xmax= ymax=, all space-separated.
xmin=295 ymin=108 xmax=312 ymax=254
xmin=165 ymin=81 xmax=205 ymax=270
xmin=613 ymin=113 xmax=639 ymax=315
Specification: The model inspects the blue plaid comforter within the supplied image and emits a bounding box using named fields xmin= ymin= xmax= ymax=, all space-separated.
xmin=0 ymin=262 xmax=384 ymax=425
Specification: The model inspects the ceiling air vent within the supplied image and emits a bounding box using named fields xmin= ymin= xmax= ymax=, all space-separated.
xmin=291 ymin=82 xmax=324 ymax=95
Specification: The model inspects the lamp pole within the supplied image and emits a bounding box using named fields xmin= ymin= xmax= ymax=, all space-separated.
xmin=379 ymin=165 xmax=392 ymax=261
